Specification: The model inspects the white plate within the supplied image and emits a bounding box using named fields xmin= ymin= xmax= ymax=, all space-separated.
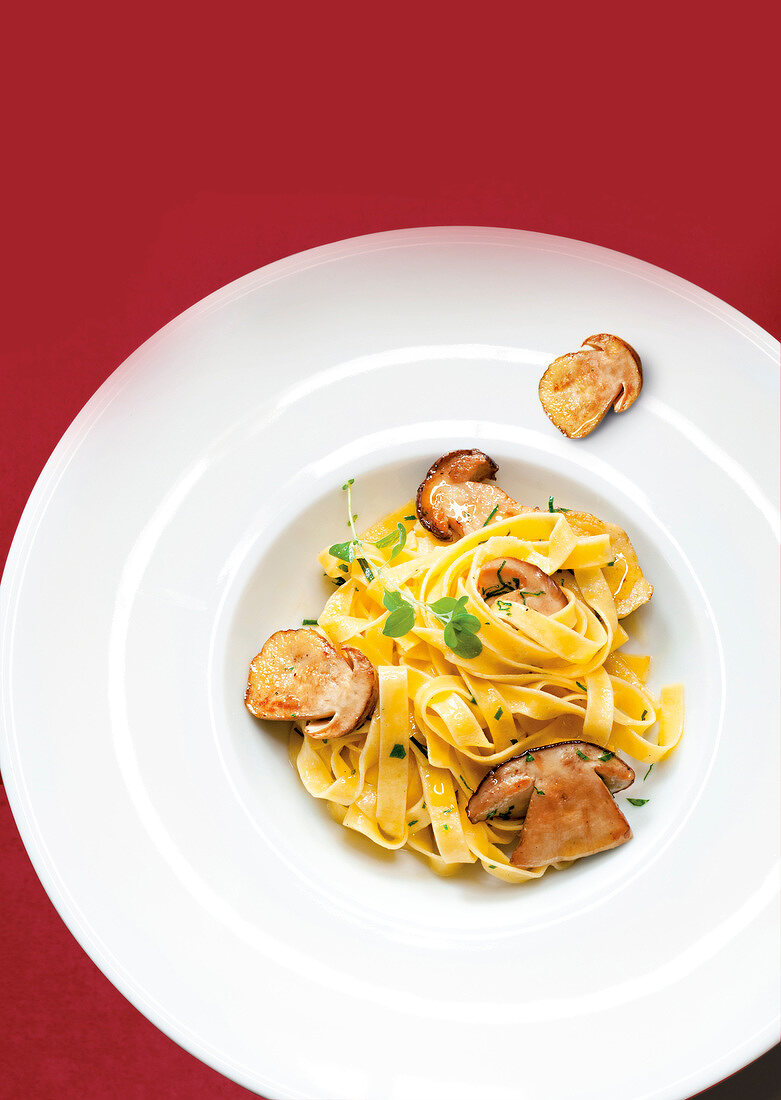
xmin=2 ymin=228 xmax=779 ymax=1100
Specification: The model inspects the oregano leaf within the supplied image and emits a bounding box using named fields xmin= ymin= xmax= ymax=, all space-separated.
xmin=382 ymin=605 xmax=415 ymax=638
xmin=389 ymin=523 xmax=407 ymax=560
xmin=329 ymin=540 xmax=356 ymax=563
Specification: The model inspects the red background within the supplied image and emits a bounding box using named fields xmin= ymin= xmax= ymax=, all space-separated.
xmin=1 ymin=3 xmax=778 ymax=1097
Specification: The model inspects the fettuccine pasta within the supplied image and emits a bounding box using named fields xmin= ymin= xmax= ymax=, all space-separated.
xmin=287 ymin=494 xmax=683 ymax=882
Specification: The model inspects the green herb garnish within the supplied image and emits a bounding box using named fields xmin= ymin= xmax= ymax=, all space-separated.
xmin=429 ymin=595 xmax=483 ymax=658
xmin=389 ymin=743 xmax=407 ymax=759
xmin=357 ymin=557 xmax=375 ymax=582
xmin=375 ymin=521 xmax=407 ymax=560
xmin=329 ymin=540 xmax=355 ymax=562
xmin=548 ymin=496 xmax=570 ymax=513
xmin=482 ymin=505 xmax=499 ymax=526
xmin=494 ymin=706 xmax=503 ymax=719
xmin=382 ymin=589 xmax=416 ymax=637
xmin=389 ymin=523 xmax=407 ymax=560
xmin=410 ymin=735 xmax=429 ymax=759
xmin=643 ymin=764 xmax=654 ymax=781
xmin=332 ymin=479 xmax=484 ymax=658
xmin=627 ymin=798 xmax=649 ymax=806
xmin=598 ymin=750 xmax=614 ymax=762
xmin=576 ymin=681 xmax=587 ymax=692
xmin=575 ymin=749 xmax=589 ymax=760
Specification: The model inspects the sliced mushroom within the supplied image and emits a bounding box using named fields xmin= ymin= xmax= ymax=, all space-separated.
xmin=539 ymin=334 xmax=643 ymax=439
xmin=467 ymin=741 xmax=635 ymax=868
xmin=566 ymin=510 xmax=653 ymax=617
xmin=245 ymin=628 xmax=377 ymax=738
xmin=416 ymin=449 xmax=524 ymax=541
xmin=478 ymin=557 xmax=567 ymax=616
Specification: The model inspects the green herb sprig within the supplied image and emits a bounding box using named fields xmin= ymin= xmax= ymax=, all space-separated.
xmin=328 ymin=480 xmax=483 ymax=659
xmin=428 ymin=595 xmax=482 ymax=657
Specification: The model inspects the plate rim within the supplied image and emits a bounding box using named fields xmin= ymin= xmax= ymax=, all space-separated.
xmin=1 ymin=225 xmax=779 ymax=1100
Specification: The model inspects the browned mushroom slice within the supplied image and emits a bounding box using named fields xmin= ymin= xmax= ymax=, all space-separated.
xmin=539 ymin=334 xmax=643 ymax=439
xmin=245 ymin=629 xmax=377 ymax=738
xmin=478 ymin=557 xmax=567 ymax=616
xmin=416 ymin=449 xmax=524 ymax=541
xmin=467 ymin=741 xmax=635 ymax=868
xmin=467 ymin=756 xmax=535 ymax=823
xmin=566 ymin=510 xmax=653 ymax=618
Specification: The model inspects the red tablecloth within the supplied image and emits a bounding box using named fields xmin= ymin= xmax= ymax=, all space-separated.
xmin=2 ymin=4 xmax=778 ymax=1097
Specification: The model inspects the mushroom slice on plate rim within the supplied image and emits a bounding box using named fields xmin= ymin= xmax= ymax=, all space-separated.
xmin=539 ymin=333 xmax=643 ymax=439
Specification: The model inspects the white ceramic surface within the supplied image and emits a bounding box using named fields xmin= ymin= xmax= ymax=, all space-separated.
xmin=1 ymin=228 xmax=779 ymax=1100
